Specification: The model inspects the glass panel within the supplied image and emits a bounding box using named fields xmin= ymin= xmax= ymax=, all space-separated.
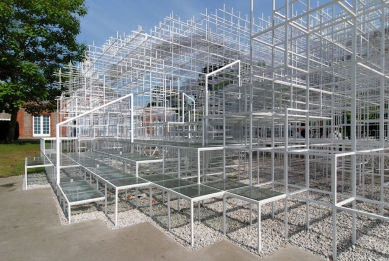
xmin=33 ymin=116 xmax=41 ymax=135
xmin=119 ymin=154 xmax=161 ymax=161
xmin=61 ymin=180 xmax=91 ymax=188
xmin=88 ymin=165 xmax=116 ymax=173
xmin=227 ymin=186 xmax=283 ymax=201
xmin=67 ymin=153 xmax=95 ymax=166
xmin=134 ymin=140 xmax=224 ymax=149
xmin=108 ymin=176 xmax=148 ymax=187
xmin=154 ymin=178 xmax=193 ymax=189
xmin=60 ymin=157 xmax=77 ymax=166
xmin=62 ymin=185 xmax=97 ymax=195
xmin=67 ymin=190 xmax=104 ymax=203
xmin=141 ymin=174 xmax=176 ymax=182
xmin=203 ymin=179 xmax=248 ymax=191
xmin=42 ymin=115 xmax=50 ymax=134
xmin=60 ymin=176 xmax=88 ymax=186
xmin=26 ymin=156 xmax=50 ymax=166
xmin=99 ymin=172 xmax=132 ymax=180
xmin=172 ymin=184 xmax=221 ymax=198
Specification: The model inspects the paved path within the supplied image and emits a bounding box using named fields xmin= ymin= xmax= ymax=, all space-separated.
xmin=0 ymin=176 xmax=327 ymax=261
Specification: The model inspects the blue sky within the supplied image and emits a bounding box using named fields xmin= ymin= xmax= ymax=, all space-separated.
xmin=77 ymin=0 xmax=274 ymax=47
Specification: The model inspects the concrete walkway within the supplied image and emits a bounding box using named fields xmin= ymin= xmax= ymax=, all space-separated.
xmin=0 ymin=176 xmax=327 ymax=261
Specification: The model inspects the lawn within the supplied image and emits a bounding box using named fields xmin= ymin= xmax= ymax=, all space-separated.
xmin=0 ymin=141 xmax=43 ymax=178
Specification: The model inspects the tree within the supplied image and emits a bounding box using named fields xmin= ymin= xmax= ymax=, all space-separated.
xmin=0 ymin=0 xmax=87 ymax=142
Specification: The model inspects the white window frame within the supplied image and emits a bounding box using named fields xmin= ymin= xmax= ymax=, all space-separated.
xmin=33 ymin=115 xmax=50 ymax=137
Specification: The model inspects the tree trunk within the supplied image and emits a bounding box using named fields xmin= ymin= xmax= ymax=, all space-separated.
xmin=6 ymin=107 xmax=19 ymax=143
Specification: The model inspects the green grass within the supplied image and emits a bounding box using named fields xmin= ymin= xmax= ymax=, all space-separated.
xmin=0 ymin=141 xmax=43 ymax=178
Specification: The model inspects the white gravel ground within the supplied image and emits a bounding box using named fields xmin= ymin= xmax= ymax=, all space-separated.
xmin=25 ymin=156 xmax=389 ymax=261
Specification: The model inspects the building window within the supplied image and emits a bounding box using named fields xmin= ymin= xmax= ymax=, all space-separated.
xmin=33 ymin=115 xmax=50 ymax=136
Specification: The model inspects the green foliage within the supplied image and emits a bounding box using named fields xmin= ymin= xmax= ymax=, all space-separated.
xmin=198 ymin=64 xmax=235 ymax=91
xmin=212 ymin=79 xmax=233 ymax=91
xmin=0 ymin=0 xmax=87 ymax=141
xmin=257 ymin=61 xmax=266 ymax=67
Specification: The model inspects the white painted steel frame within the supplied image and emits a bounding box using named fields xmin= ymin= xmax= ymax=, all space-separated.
xmin=56 ymin=182 xmax=105 ymax=224
xmin=33 ymin=1 xmax=389 ymax=258
xmin=150 ymin=183 xmax=224 ymax=247
xmin=24 ymin=157 xmax=53 ymax=190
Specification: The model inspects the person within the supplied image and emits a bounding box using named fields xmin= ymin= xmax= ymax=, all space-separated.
xmin=72 ymin=120 xmax=77 ymax=137
xmin=295 ymin=128 xmax=303 ymax=138
xmin=330 ymin=128 xmax=342 ymax=139
xmin=300 ymin=128 xmax=305 ymax=138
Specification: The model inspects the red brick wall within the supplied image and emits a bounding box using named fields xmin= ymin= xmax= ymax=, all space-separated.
xmin=16 ymin=109 xmax=57 ymax=138
xmin=16 ymin=109 xmax=25 ymax=137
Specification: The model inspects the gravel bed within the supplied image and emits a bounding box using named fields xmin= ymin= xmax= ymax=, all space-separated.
xmin=23 ymin=172 xmax=50 ymax=190
xmin=44 ymin=155 xmax=389 ymax=260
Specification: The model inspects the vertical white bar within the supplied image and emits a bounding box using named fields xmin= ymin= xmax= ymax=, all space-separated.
xmin=249 ymin=0 xmax=254 ymax=186
xmin=56 ymin=124 xmax=61 ymax=185
xmin=197 ymin=150 xmax=201 ymax=184
xmin=331 ymin=155 xmax=338 ymax=260
xmin=130 ymin=94 xmax=134 ymax=145
xmin=115 ymin=188 xmax=118 ymax=227
xmin=168 ymin=193 xmax=171 ymax=231
xmin=257 ymin=203 xmax=261 ymax=253
xmin=350 ymin=0 xmax=358 ymax=247
xmin=25 ymin=159 xmax=28 ymax=190
xmin=223 ymin=194 xmax=227 ymax=235
xmin=149 ymin=186 xmax=153 ymax=217
xmin=182 ymin=92 xmax=185 ymax=123
xmin=284 ymin=113 xmax=289 ymax=239
xmin=105 ymin=183 xmax=107 ymax=215
xmin=190 ymin=200 xmax=194 ymax=247
xmin=305 ymin=0 xmax=311 ymax=233
xmin=178 ymin=149 xmax=181 ymax=178
xmin=223 ymin=149 xmax=226 ymax=180
xmin=68 ymin=203 xmax=71 ymax=224
xmin=379 ymin=1 xmax=386 ymax=219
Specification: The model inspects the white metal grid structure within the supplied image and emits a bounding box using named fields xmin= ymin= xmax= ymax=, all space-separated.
xmin=250 ymin=0 xmax=389 ymax=259
xmin=34 ymin=1 xmax=389 ymax=260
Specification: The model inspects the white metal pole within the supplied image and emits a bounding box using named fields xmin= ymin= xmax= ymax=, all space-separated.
xmin=56 ymin=124 xmax=61 ymax=185
xmin=190 ymin=200 xmax=194 ymax=247
xmin=115 ymin=188 xmax=118 ymax=227
xmin=331 ymin=154 xmax=338 ymax=260
xmin=257 ymin=203 xmax=261 ymax=253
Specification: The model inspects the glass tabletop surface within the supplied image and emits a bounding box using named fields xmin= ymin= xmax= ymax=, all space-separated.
xmin=78 ymin=160 xmax=96 ymax=167
xmin=227 ymin=186 xmax=283 ymax=201
xmin=60 ymin=176 xmax=85 ymax=184
xmin=96 ymin=150 xmax=122 ymax=155
xmin=172 ymin=183 xmax=221 ymax=198
xmin=62 ymin=185 xmax=97 ymax=195
xmin=59 ymin=158 xmax=78 ymax=166
xmin=67 ymin=190 xmax=104 ymax=203
xmin=88 ymin=165 xmax=119 ymax=173
xmin=26 ymin=157 xmax=51 ymax=166
xmin=107 ymin=176 xmax=149 ymax=187
xmin=118 ymin=154 xmax=161 ymax=161
xmin=99 ymin=171 xmax=135 ymax=180
xmin=154 ymin=178 xmax=194 ymax=189
xmin=60 ymin=180 xmax=92 ymax=188
xmin=203 ymin=179 xmax=248 ymax=191
xmin=133 ymin=139 xmax=224 ymax=149
xmin=140 ymin=174 xmax=177 ymax=182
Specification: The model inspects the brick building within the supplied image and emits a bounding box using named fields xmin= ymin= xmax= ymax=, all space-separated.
xmin=0 ymin=109 xmax=58 ymax=139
